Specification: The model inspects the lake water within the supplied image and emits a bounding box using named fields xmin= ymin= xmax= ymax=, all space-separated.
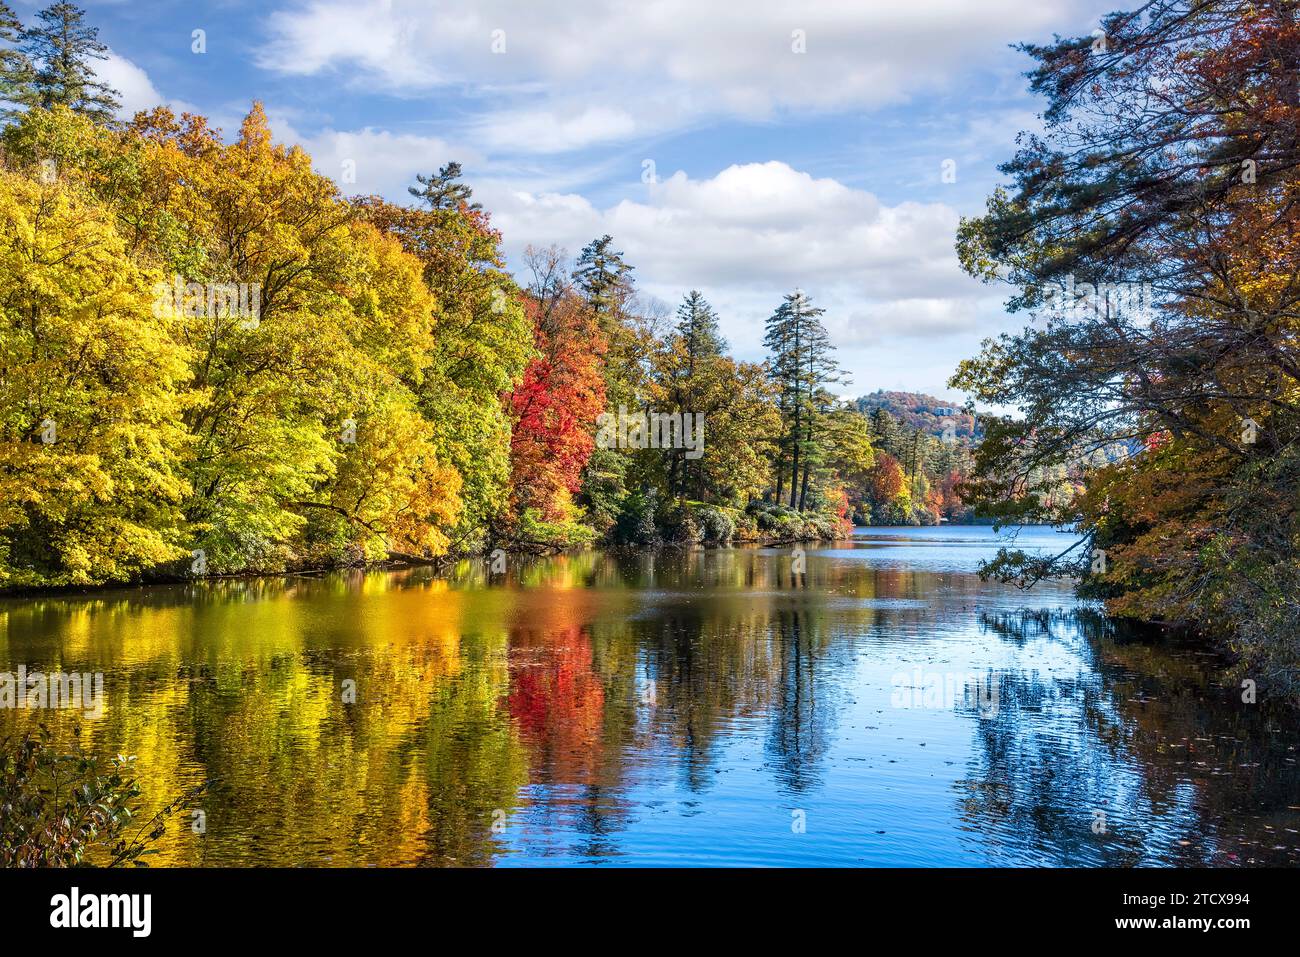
xmin=2 ymin=526 xmax=1297 ymax=866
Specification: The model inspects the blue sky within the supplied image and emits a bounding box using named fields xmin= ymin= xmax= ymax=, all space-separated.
xmin=58 ymin=0 xmax=1115 ymax=400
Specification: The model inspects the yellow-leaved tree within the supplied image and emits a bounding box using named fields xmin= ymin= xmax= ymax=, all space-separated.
xmin=0 ymin=165 xmax=190 ymax=587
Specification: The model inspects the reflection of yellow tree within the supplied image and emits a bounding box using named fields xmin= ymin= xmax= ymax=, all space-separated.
xmin=0 ymin=544 xmax=913 ymax=865
xmin=0 ymin=572 xmax=533 ymax=865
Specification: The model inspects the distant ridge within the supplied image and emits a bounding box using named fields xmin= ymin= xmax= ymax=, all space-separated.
xmin=853 ymin=390 xmax=979 ymax=442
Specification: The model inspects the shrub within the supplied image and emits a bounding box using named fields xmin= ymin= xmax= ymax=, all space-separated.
xmin=515 ymin=508 xmax=598 ymax=549
xmin=613 ymin=488 xmax=660 ymax=546
xmin=697 ymin=506 xmax=735 ymax=544
xmin=659 ymin=502 xmax=702 ymax=545
xmin=0 ymin=725 xmax=204 ymax=867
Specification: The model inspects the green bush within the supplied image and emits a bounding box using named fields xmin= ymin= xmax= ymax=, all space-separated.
xmin=613 ymin=488 xmax=660 ymax=546
xmin=697 ymin=505 xmax=735 ymax=544
xmin=732 ymin=511 xmax=759 ymax=541
xmin=515 ymin=508 xmax=598 ymax=549
xmin=659 ymin=502 xmax=702 ymax=545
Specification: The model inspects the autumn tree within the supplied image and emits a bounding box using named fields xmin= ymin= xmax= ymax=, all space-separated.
xmin=649 ymin=330 xmax=779 ymax=507
xmin=356 ymin=172 xmax=532 ymax=549
xmin=954 ymin=0 xmax=1300 ymax=687
xmin=0 ymin=164 xmax=189 ymax=587
xmin=869 ymin=453 xmax=906 ymax=505
xmin=505 ymin=248 xmax=606 ymax=542
xmin=3 ymin=103 xmax=494 ymax=574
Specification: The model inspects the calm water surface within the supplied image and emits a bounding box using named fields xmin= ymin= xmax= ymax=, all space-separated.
xmin=2 ymin=526 xmax=1298 ymax=866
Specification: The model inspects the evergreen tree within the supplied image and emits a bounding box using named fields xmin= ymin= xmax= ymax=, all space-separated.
xmin=408 ymin=160 xmax=480 ymax=212
xmin=573 ymin=234 xmax=633 ymax=320
xmin=868 ymin=407 xmax=901 ymax=457
xmin=0 ymin=2 xmax=34 ymax=118
xmin=573 ymin=233 xmax=644 ymax=403
xmin=763 ymin=290 xmax=840 ymax=510
xmin=796 ymin=301 xmax=844 ymax=510
xmin=675 ymin=290 xmax=726 ymax=368
xmin=22 ymin=3 xmax=119 ymax=122
xmin=657 ymin=291 xmax=734 ymax=501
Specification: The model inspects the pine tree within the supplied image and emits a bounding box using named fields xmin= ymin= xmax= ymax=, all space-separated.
xmin=572 ymin=234 xmax=640 ymax=421
xmin=763 ymin=290 xmax=840 ymax=510
xmin=796 ymin=299 xmax=844 ymax=510
xmin=763 ymin=296 xmax=794 ymax=505
xmin=868 ymin=407 xmax=900 ymax=457
xmin=573 ymin=234 xmax=633 ymax=320
xmin=0 ymin=2 xmax=34 ymax=118
xmin=659 ymin=291 xmax=727 ymax=500
xmin=675 ymin=290 xmax=726 ymax=369
xmin=408 ymin=161 xmax=480 ymax=212
xmin=22 ymin=3 xmax=119 ymax=122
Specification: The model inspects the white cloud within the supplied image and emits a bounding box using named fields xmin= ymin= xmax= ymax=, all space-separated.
xmin=473 ymin=106 xmax=638 ymax=154
xmin=471 ymin=160 xmax=986 ymax=366
xmin=490 ymin=162 xmax=967 ymax=298
xmin=257 ymin=0 xmax=1090 ymax=153
xmin=288 ymin=123 xmax=465 ymax=198
xmin=95 ymin=51 xmax=197 ymax=119
xmin=96 ymin=52 xmax=165 ymax=116
xmin=229 ymin=102 xmax=1006 ymax=394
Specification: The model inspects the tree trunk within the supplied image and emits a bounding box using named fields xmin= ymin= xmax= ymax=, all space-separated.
xmin=797 ymin=419 xmax=813 ymax=512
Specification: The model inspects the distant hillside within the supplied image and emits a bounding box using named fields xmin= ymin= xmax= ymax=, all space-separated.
xmin=853 ymin=390 xmax=979 ymax=442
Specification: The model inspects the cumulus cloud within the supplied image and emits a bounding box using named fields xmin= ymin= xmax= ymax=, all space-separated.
xmin=464 ymin=159 xmax=988 ymax=368
xmin=94 ymin=51 xmax=199 ymax=120
xmin=95 ymin=52 xmax=165 ymax=116
xmin=246 ymin=102 xmax=1006 ymax=394
xmin=483 ymin=162 xmax=967 ymax=299
xmin=290 ymin=124 xmax=465 ymax=198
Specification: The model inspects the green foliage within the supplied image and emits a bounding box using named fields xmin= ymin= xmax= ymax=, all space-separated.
xmin=514 ymin=508 xmax=597 ymax=550
xmin=612 ymin=487 xmax=660 ymax=547
xmin=0 ymin=2 xmax=34 ymax=120
xmin=675 ymin=290 xmax=727 ymax=360
xmin=764 ymin=289 xmax=843 ymax=511
xmin=577 ymin=446 xmax=629 ymax=537
xmin=0 ymin=724 xmax=203 ymax=867
xmin=573 ymin=234 xmax=634 ymax=321
xmin=658 ymin=500 xmax=701 ymax=545
xmin=408 ymin=161 xmax=480 ymax=212
xmin=696 ymin=504 xmax=735 ymax=545
xmin=20 ymin=3 xmax=119 ymax=121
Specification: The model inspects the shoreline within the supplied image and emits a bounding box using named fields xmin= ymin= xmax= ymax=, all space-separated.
xmin=0 ymin=523 xmax=1067 ymax=601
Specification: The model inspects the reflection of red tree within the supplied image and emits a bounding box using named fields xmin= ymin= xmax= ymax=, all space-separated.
xmin=507 ymin=628 xmax=606 ymax=781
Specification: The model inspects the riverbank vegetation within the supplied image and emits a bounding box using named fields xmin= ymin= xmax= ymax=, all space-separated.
xmin=0 ymin=724 xmax=199 ymax=866
xmin=0 ymin=4 xmax=983 ymax=591
xmin=956 ymin=0 xmax=1300 ymax=691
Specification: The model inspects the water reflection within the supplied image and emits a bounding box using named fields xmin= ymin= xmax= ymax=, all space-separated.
xmin=1 ymin=528 xmax=1296 ymax=866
